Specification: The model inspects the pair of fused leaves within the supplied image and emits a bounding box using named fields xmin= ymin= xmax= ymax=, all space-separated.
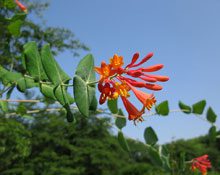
xmin=0 ymin=66 xmax=37 ymax=92
xmin=22 ymin=42 xmax=74 ymax=121
xmin=73 ymin=54 xmax=97 ymax=117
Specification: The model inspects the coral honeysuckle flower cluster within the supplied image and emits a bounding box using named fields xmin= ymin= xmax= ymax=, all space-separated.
xmin=191 ymin=155 xmax=212 ymax=175
xmin=95 ymin=52 xmax=169 ymax=124
xmin=15 ymin=0 xmax=28 ymax=13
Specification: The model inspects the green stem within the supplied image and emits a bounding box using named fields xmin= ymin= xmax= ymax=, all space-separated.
xmin=87 ymin=80 xmax=99 ymax=85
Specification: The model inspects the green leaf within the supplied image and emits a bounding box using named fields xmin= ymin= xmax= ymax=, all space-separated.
xmin=147 ymin=145 xmax=163 ymax=167
xmin=0 ymin=101 xmax=8 ymax=113
xmin=156 ymin=101 xmax=169 ymax=116
xmin=209 ymin=126 xmax=217 ymax=142
xmin=40 ymin=84 xmax=56 ymax=100
xmin=7 ymin=20 xmax=23 ymax=36
xmin=107 ymin=99 xmax=118 ymax=114
xmin=89 ymin=96 xmax=98 ymax=111
xmin=0 ymin=66 xmax=37 ymax=92
xmin=178 ymin=101 xmax=191 ymax=114
xmin=63 ymin=104 xmax=74 ymax=123
xmin=4 ymin=0 xmax=16 ymax=9
xmin=118 ymin=131 xmax=130 ymax=152
xmin=144 ymin=127 xmax=158 ymax=146
xmin=73 ymin=76 xmax=90 ymax=117
xmin=75 ymin=54 xmax=96 ymax=83
xmin=115 ymin=110 xmax=126 ymax=129
xmin=16 ymin=77 xmax=37 ymax=92
xmin=23 ymin=42 xmax=48 ymax=81
xmin=73 ymin=54 xmax=96 ymax=117
xmin=41 ymin=44 xmax=70 ymax=85
xmin=0 ymin=66 xmax=22 ymax=85
xmin=206 ymin=107 xmax=217 ymax=123
xmin=192 ymin=100 xmax=206 ymax=114
xmin=54 ymin=85 xmax=70 ymax=106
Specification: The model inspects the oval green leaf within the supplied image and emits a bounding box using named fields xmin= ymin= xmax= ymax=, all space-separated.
xmin=206 ymin=107 xmax=217 ymax=123
xmin=156 ymin=100 xmax=169 ymax=116
xmin=192 ymin=100 xmax=206 ymax=115
xmin=144 ymin=127 xmax=158 ymax=146
xmin=73 ymin=75 xmax=89 ymax=117
xmin=178 ymin=101 xmax=191 ymax=114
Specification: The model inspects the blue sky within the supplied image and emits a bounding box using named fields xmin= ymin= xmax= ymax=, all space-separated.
xmin=41 ymin=0 xmax=220 ymax=143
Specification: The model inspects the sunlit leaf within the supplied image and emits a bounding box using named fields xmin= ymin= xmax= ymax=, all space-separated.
xmin=178 ymin=101 xmax=191 ymax=114
xmin=40 ymin=84 xmax=56 ymax=100
xmin=23 ymin=42 xmax=48 ymax=81
xmin=73 ymin=76 xmax=89 ymax=117
xmin=156 ymin=101 xmax=169 ymax=116
xmin=54 ymin=85 xmax=69 ymax=106
xmin=41 ymin=44 xmax=70 ymax=85
xmin=192 ymin=100 xmax=206 ymax=115
xmin=75 ymin=54 xmax=96 ymax=83
xmin=74 ymin=54 xmax=96 ymax=117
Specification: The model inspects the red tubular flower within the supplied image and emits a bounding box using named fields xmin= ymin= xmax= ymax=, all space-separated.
xmin=191 ymin=155 xmax=212 ymax=175
xmin=125 ymin=52 xmax=139 ymax=68
xmin=94 ymin=61 xmax=114 ymax=82
xmin=126 ymin=82 xmax=156 ymax=110
xmin=110 ymin=54 xmax=124 ymax=69
xmin=95 ymin=52 xmax=169 ymax=124
xmin=15 ymin=0 xmax=27 ymax=13
xmin=98 ymin=82 xmax=115 ymax=104
xmin=121 ymin=96 xmax=145 ymax=124
xmin=142 ymin=74 xmax=169 ymax=82
xmin=128 ymin=52 xmax=154 ymax=68
xmin=141 ymin=64 xmax=164 ymax=72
